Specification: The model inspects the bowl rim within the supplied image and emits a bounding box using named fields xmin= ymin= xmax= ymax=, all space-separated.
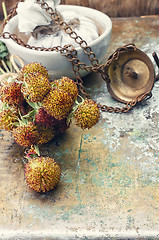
xmin=2 ymin=4 xmax=112 ymax=55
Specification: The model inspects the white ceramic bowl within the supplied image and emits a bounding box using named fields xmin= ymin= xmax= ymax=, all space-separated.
xmin=2 ymin=5 xmax=112 ymax=79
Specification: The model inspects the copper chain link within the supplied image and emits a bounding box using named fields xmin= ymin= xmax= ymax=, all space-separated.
xmin=0 ymin=0 xmax=152 ymax=113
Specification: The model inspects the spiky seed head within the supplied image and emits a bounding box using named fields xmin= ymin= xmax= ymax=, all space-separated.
xmin=35 ymin=107 xmax=55 ymax=128
xmin=19 ymin=63 xmax=49 ymax=81
xmin=42 ymin=89 xmax=74 ymax=120
xmin=21 ymin=72 xmax=51 ymax=102
xmin=37 ymin=126 xmax=55 ymax=145
xmin=35 ymin=108 xmax=70 ymax=136
xmin=12 ymin=122 xmax=39 ymax=147
xmin=0 ymin=82 xmax=24 ymax=107
xmin=25 ymin=157 xmax=61 ymax=192
xmin=0 ymin=108 xmax=19 ymax=131
xmin=74 ymin=99 xmax=100 ymax=129
xmin=53 ymin=77 xmax=78 ymax=102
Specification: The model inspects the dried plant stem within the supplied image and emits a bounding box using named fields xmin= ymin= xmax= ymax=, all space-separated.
xmin=1 ymin=59 xmax=10 ymax=72
xmin=10 ymin=55 xmax=25 ymax=73
xmin=2 ymin=2 xmax=8 ymax=20
xmin=6 ymin=59 xmax=13 ymax=72
xmin=0 ymin=72 xmax=18 ymax=84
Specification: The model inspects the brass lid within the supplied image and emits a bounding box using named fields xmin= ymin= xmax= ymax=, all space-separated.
xmin=105 ymin=47 xmax=155 ymax=103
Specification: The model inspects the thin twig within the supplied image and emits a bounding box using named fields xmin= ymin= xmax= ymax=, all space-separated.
xmin=10 ymin=55 xmax=25 ymax=73
xmin=1 ymin=59 xmax=10 ymax=72
xmin=6 ymin=59 xmax=13 ymax=72
xmin=2 ymin=2 xmax=8 ymax=20
xmin=0 ymin=72 xmax=18 ymax=84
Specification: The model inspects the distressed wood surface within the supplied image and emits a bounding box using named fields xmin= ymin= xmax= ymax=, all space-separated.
xmin=0 ymin=16 xmax=159 ymax=239
xmin=61 ymin=0 xmax=159 ymax=17
xmin=0 ymin=0 xmax=159 ymax=19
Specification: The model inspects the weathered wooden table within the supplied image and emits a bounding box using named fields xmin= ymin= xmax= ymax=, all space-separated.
xmin=0 ymin=16 xmax=159 ymax=239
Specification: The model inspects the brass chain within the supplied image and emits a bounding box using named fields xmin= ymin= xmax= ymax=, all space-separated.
xmin=36 ymin=0 xmax=100 ymax=68
xmin=98 ymin=91 xmax=152 ymax=113
xmin=1 ymin=0 xmax=152 ymax=113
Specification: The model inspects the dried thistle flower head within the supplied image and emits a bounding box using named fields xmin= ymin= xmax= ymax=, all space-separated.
xmin=53 ymin=77 xmax=78 ymax=102
xmin=42 ymin=89 xmax=74 ymax=120
xmin=12 ymin=122 xmax=39 ymax=147
xmin=0 ymin=108 xmax=19 ymax=131
xmin=21 ymin=72 xmax=51 ymax=102
xmin=74 ymin=99 xmax=100 ymax=129
xmin=36 ymin=126 xmax=55 ymax=145
xmin=19 ymin=63 xmax=49 ymax=81
xmin=35 ymin=107 xmax=55 ymax=128
xmin=0 ymin=82 xmax=24 ymax=107
xmin=35 ymin=108 xmax=70 ymax=135
xmin=25 ymin=157 xmax=61 ymax=192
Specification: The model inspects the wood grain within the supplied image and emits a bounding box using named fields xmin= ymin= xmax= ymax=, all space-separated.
xmin=0 ymin=0 xmax=159 ymax=20
xmin=61 ymin=0 xmax=159 ymax=17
